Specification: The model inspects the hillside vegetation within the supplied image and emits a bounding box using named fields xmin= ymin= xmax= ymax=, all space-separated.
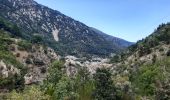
xmin=0 ymin=0 xmax=170 ymax=100
xmin=0 ymin=18 xmax=170 ymax=100
xmin=110 ymin=23 xmax=170 ymax=100
xmin=0 ymin=0 xmax=132 ymax=57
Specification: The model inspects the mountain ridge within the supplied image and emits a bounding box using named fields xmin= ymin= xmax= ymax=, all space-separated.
xmin=90 ymin=27 xmax=133 ymax=47
xmin=0 ymin=0 xmax=132 ymax=57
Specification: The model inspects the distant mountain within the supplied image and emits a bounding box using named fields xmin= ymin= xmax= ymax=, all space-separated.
xmin=90 ymin=27 xmax=133 ymax=47
xmin=0 ymin=0 xmax=132 ymax=57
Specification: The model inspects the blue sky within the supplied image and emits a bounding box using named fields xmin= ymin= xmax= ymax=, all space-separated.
xmin=35 ymin=0 xmax=170 ymax=42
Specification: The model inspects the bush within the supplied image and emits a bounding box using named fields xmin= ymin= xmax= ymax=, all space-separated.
xmin=17 ymin=40 xmax=32 ymax=51
xmin=52 ymin=76 xmax=78 ymax=100
xmin=166 ymin=50 xmax=170 ymax=56
xmin=0 ymin=74 xmax=25 ymax=91
xmin=132 ymin=63 xmax=164 ymax=96
xmin=25 ymin=58 xmax=32 ymax=64
xmin=7 ymin=86 xmax=50 ymax=100
xmin=31 ymin=35 xmax=43 ymax=44
xmin=93 ymin=68 xmax=116 ymax=100
xmin=75 ymin=67 xmax=94 ymax=100
xmin=0 ymin=17 xmax=22 ymax=37
xmin=42 ymin=61 xmax=64 ymax=96
xmin=40 ymin=67 xmax=46 ymax=74
xmin=159 ymin=47 xmax=164 ymax=52
xmin=138 ymin=45 xmax=151 ymax=57
xmin=110 ymin=55 xmax=120 ymax=63
xmin=33 ymin=58 xmax=45 ymax=66
xmin=0 ymin=51 xmax=23 ymax=69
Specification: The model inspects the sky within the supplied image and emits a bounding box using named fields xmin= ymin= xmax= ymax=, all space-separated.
xmin=34 ymin=0 xmax=170 ymax=42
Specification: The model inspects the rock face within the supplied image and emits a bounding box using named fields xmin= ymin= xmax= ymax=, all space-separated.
xmin=0 ymin=60 xmax=20 ymax=78
xmin=0 ymin=0 xmax=132 ymax=57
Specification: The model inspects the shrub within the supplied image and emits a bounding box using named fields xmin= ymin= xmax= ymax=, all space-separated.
xmin=75 ymin=67 xmax=94 ymax=100
xmin=166 ymin=50 xmax=170 ymax=56
xmin=42 ymin=61 xmax=64 ymax=96
xmin=31 ymin=35 xmax=43 ymax=44
xmin=16 ymin=53 xmax=20 ymax=57
xmin=132 ymin=63 xmax=164 ymax=96
xmin=0 ymin=51 xmax=23 ymax=69
xmin=17 ymin=40 xmax=32 ymax=51
xmin=93 ymin=68 xmax=116 ymax=100
xmin=152 ymin=54 xmax=157 ymax=63
xmin=40 ymin=67 xmax=46 ymax=74
xmin=110 ymin=55 xmax=120 ymax=63
xmin=159 ymin=48 xmax=164 ymax=52
xmin=0 ymin=74 xmax=25 ymax=91
xmin=33 ymin=58 xmax=45 ymax=66
xmin=25 ymin=58 xmax=32 ymax=64
xmin=138 ymin=45 xmax=151 ymax=57
xmin=0 ymin=17 xmax=22 ymax=37
xmin=52 ymin=76 xmax=78 ymax=100
xmin=7 ymin=86 xmax=50 ymax=100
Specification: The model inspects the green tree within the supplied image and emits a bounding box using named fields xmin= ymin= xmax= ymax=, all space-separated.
xmin=12 ymin=25 xmax=22 ymax=37
xmin=43 ymin=61 xmax=64 ymax=96
xmin=133 ymin=64 xmax=162 ymax=95
xmin=31 ymin=34 xmax=43 ymax=44
xmin=52 ymin=76 xmax=78 ymax=100
xmin=75 ymin=67 xmax=94 ymax=100
xmin=93 ymin=68 xmax=116 ymax=100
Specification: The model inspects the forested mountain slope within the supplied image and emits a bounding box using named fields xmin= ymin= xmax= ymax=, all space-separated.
xmin=0 ymin=0 xmax=132 ymax=57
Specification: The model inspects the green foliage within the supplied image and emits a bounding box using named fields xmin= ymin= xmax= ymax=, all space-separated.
xmin=12 ymin=25 xmax=22 ymax=37
xmin=42 ymin=60 xmax=65 ymax=96
xmin=17 ymin=40 xmax=32 ymax=51
xmin=127 ymin=23 xmax=170 ymax=57
xmin=0 ymin=51 xmax=22 ymax=69
xmin=0 ymin=51 xmax=26 ymax=91
xmin=43 ymin=62 xmax=88 ymax=99
xmin=132 ymin=62 xmax=164 ymax=96
xmin=110 ymin=55 xmax=121 ymax=63
xmin=0 ymin=30 xmax=26 ymax=91
xmin=42 ymin=61 xmax=95 ymax=100
xmin=7 ymin=86 xmax=50 ymax=100
xmin=77 ymin=80 xmax=94 ymax=100
xmin=0 ymin=74 xmax=25 ymax=91
xmin=31 ymin=34 xmax=43 ymax=44
xmin=47 ymin=61 xmax=64 ymax=84
xmin=52 ymin=76 xmax=78 ymax=100
xmin=75 ymin=67 xmax=95 ymax=100
xmin=130 ymin=57 xmax=170 ymax=99
xmin=0 ymin=17 xmax=22 ymax=37
xmin=166 ymin=50 xmax=170 ymax=56
xmin=138 ymin=44 xmax=151 ymax=57
xmin=93 ymin=68 xmax=116 ymax=100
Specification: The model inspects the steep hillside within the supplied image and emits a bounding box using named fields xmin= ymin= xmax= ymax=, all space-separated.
xmin=0 ymin=19 xmax=60 ymax=92
xmin=91 ymin=27 xmax=133 ymax=47
xmin=0 ymin=0 xmax=131 ymax=57
xmin=110 ymin=23 xmax=170 ymax=99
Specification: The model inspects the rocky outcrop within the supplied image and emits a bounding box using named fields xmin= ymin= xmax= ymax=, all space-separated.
xmin=0 ymin=60 xmax=20 ymax=78
xmin=8 ymin=39 xmax=60 ymax=84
